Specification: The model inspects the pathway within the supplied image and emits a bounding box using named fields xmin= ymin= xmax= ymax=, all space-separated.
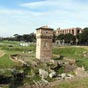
xmin=0 ymin=50 xmax=5 ymax=58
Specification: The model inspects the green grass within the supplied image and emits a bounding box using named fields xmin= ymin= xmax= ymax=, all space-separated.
xmin=0 ymin=40 xmax=88 ymax=70
xmin=2 ymin=77 xmax=88 ymax=88
xmin=0 ymin=54 xmax=17 ymax=69
xmin=2 ymin=86 xmax=9 ymax=88
xmin=0 ymin=40 xmax=19 ymax=45
xmin=53 ymin=46 xmax=88 ymax=70
xmin=52 ymin=77 xmax=88 ymax=88
xmin=0 ymin=40 xmax=36 ymax=69
xmin=0 ymin=40 xmax=88 ymax=71
xmin=53 ymin=46 xmax=86 ymax=59
xmin=0 ymin=41 xmax=88 ymax=88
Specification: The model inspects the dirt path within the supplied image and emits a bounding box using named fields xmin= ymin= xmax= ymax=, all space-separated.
xmin=21 ymin=73 xmax=88 ymax=88
xmin=46 ymin=74 xmax=88 ymax=88
xmin=0 ymin=50 xmax=5 ymax=57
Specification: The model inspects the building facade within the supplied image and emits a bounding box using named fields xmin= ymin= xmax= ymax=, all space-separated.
xmin=36 ymin=26 xmax=53 ymax=61
xmin=55 ymin=27 xmax=82 ymax=36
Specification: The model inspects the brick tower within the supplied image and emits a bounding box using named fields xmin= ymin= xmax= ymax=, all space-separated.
xmin=36 ymin=26 xmax=53 ymax=61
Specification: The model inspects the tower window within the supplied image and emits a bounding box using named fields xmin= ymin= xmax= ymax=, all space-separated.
xmin=46 ymin=32 xmax=48 ymax=34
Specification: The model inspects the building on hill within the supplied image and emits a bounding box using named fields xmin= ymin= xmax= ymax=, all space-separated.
xmin=55 ymin=27 xmax=83 ymax=36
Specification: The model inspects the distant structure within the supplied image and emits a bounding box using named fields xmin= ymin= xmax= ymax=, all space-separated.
xmin=55 ymin=27 xmax=82 ymax=36
xmin=19 ymin=43 xmax=30 ymax=47
xmin=36 ymin=25 xmax=53 ymax=61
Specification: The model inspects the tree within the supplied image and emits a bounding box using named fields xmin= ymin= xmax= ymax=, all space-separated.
xmin=56 ymin=34 xmax=65 ymax=44
xmin=53 ymin=33 xmax=56 ymax=42
xmin=28 ymin=33 xmax=36 ymax=42
xmin=13 ymin=33 xmax=36 ymax=42
xmin=57 ymin=34 xmax=64 ymax=40
xmin=13 ymin=34 xmax=22 ymax=41
xmin=64 ymin=33 xmax=76 ymax=44
xmin=56 ymin=34 xmax=76 ymax=45
xmin=77 ymin=27 xmax=88 ymax=45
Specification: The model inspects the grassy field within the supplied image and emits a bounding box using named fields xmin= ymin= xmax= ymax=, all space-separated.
xmin=0 ymin=40 xmax=36 ymax=69
xmin=0 ymin=41 xmax=88 ymax=88
xmin=0 ymin=54 xmax=17 ymax=69
xmin=53 ymin=46 xmax=86 ymax=59
xmin=2 ymin=76 xmax=88 ymax=88
xmin=0 ymin=40 xmax=88 ymax=69
xmin=52 ymin=77 xmax=88 ymax=88
xmin=53 ymin=46 xmax=88 ymax=70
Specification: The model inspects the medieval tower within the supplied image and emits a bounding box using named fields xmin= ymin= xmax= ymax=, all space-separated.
xmin=36 ymin=26 xmax=53 ymax=61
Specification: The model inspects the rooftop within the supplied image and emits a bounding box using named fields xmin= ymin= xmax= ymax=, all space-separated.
xmin=36 ymin=25 xmax=53 ymax=30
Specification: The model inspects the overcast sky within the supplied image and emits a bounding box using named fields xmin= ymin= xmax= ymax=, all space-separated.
xmin=0 ymin=0 xmax=88 ymax=37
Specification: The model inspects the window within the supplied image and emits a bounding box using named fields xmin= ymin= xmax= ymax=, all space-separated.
xmin=46 ymin=32 xmax=48 ymax=34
